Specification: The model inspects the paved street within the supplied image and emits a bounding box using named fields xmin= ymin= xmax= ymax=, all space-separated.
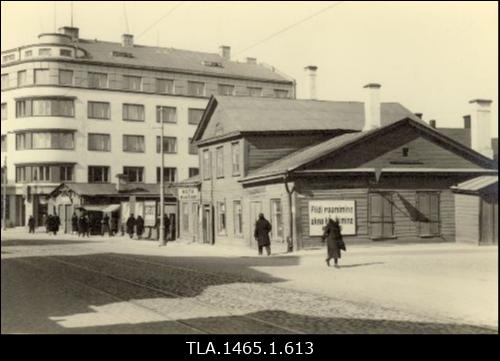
xmin=1 ymin=229 xmax=497 ymax=334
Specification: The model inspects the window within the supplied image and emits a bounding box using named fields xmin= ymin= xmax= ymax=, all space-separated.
xmin=59 ymin=165 xmax=73 ymax=181
xmin=1 ymin=103 xmax=7 ymax=120
xmin=270 ymin=199 xmax=284 ymax=240
xmin=1 ymin=135 xmax=6 ymax=152
xmin=218 ymin=201 xmax=227 ymax=235
xmin=188 ymin=108 xmax=204 ymax=125
xmin=156 ymin=78 xmax=174 ymax=94
xmin=156 ymin=106 xmax=177 ymax=123
xmin=233 ymin=200 xmax=243 ymax=236
xmin=123 ymin=104 xmax=145 ymax=121
xmin=59 ymin=70 xmax=73 ymax=85
xmin=16 ymin=98 xmax=74 ymax=117
xmin=156 ymin=167 xmax=177 ymax=183
xmin=189 ymin=168 xmax=199 ymax=177
xmin=34 ymin=69 xmax=50 ymax=84
xmin=1 ymin=74 xmax=9 ymax=90
xmin=187 ymin=81 xmax=205 ymax=96
xmin=16 ymin=131 xmax=74 ymax=150
xmin=3 ymin=54 xmax=15 ymax=62
xmin=38 ymin=48 xmax=51 ymax=56
xmin=202 ymin=150 xmax=211 ymax=180
xmin=248 ymin=87 xmax=262 ymax=97
xmin=123 ymin=75 xmax=142 ymax=91
xmin=156 ymin=136 xmax=177 ymax=153
xmin=402 ymin=147 xmax=410 ymax=157
xmin=88 ymin=102 xmax=111 ymax=120
xmin=274 ymin=89 xmax=289 ymax=99
xmin=88 ymin=72 xmax=108 ymax=88
xmin=17 ymin=70 xmax=27 ymax=87
xmin=88 ymin=166 xmax=110 ymax=183
xmin=188 ymin=138 xmax=198 ymax=155
xmin=15 ymin=166 xmax=26 ymax=182
xmin=417 ymin=192 xmax=440 ymax=236
xmin=218 ymin=84 xmax=234 ymax=96
xmin=60 ymin=49 xmax=72 ymax=57
xmin=123 ymin=135 xmax=145 ymax=153
xmin=369 ymin=193 xmax=394 ymax=239
xmin=216 ymin=146 xmax=224 ymax=178
xmin=231 ymin=142 xmax=240 ymax=176
xmin=32 ymin=166 xmax=51 ymax=182
xmin=24 ymin=50 xmax=33 ymax=57
xmin=88 ymin=133 xmax=111 ymax=152
xmin=182 ymin=202 xmax=189 ymax=232
xmin=123 ymin=167 xmax=144 ymax=183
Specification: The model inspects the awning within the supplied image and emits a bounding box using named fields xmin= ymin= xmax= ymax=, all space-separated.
xmin=78 ymin=204 xmax=121 ymax=212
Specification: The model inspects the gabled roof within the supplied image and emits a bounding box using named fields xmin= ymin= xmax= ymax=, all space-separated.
xmin=451 ymin=176 xmax=498 ymax=194
xmin=66 ymin=39 xmax=293 ymax=83
xmin=435 ymin=128 xmax=471 ymax=147
xmin=240 ymin=118 xmax=497 ymax=184
xmin=193 ymin=96 xmax=422 ymax=143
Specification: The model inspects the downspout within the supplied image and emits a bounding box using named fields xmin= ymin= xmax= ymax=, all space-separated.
xmin=284 ymin=173 xmax=296 ymax=252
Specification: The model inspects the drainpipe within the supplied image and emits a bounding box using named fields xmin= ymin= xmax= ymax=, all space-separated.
xmin=284 ymin=173 xmax=296 ymax=252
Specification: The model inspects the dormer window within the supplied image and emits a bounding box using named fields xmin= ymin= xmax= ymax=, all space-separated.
xmin=111 ymin=51 xmax=134 ymax=58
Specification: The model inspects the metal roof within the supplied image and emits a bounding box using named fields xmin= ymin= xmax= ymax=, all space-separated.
xmin=452 ymin=176 xmax=498 ymax=193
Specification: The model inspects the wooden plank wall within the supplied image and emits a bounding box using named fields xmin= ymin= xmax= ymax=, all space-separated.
xmin=454 ymin=193 xmax=480 ymax=244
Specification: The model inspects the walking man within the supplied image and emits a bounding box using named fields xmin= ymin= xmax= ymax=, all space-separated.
xmin=126 ymin=213 xmax=136 ymax=239
xmin=28 ymin=215 xmax=35 ymax=234
xmin=254 ymin=213 xmax=272 ymax=256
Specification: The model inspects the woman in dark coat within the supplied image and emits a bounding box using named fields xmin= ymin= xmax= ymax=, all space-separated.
xmin=254 ymin=213 xmax=272 ymax=256
xmin=53 ymin=215 xmax=60 ymax=235
xmin=28 ymin=216 xmax=36 ymax=234
xmin=126 ymin=214 xmax=136 ymax=239
xmin=136 ymin=215 xmax=145 ymax=239
xmin=71 ymin=213 xmax=78 ymax=234
xmin=322 ymin=218 xmax=345 ymax=267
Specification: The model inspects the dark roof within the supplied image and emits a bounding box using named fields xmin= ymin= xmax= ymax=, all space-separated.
xmin=176 ymin=174 xmax=201 ymax=186
xmin=193 ymin=96 xmax=422 ymax=142
xmin=435 ymin=128 xmax=471 ymax=147
xmin=73 ymin=39 xmax=292 ymax=83
xmin=240 ymin=118 xmax=497 ymax=183
xmin=452 ymin=176 xmax=498 ymax=193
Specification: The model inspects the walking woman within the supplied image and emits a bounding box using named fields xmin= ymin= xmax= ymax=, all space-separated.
xmin=322 ymin=218 xmax=346 ymax=267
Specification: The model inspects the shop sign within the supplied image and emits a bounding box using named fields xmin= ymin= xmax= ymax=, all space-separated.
xmin=179 ymin=188 xmax=199 ymax=201
xmin=309 ymin=200 xmax=356 ymax=236
xmin=144 ymin=201 xmax=157 ymax=227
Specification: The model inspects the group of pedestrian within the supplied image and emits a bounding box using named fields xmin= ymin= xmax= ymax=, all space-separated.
xmin=125 ymin=214 xmax=146 ymax=240
xmin=44 ymin=214 xmax=61 ymax=235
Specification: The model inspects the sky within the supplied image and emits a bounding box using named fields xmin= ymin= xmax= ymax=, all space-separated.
xmin=1 ymin=1 xmax=498 ymax=135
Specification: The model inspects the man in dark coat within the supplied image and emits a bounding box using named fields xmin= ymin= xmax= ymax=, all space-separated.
xmin=46 ymin=214 xmax=53 ymax=234
xmin=101 ymin=214 xmax=110 ymax=236
xmin=110 ymin=216 xmax=118 ymax=236
xmin=126 ymin=214 xmax=136 ymax=239
xmin=254 ymin=213 xmax=272 ymax=256
xmin=53 ymin=214 xmax=61 ymax=235
xmin=28 ymin=216 xmax=36 ymax=234
xmin=136 ymin=215 xmax=145 ymax=240
xmin=71 ymin=213 xmax=78 ymax=234
xmin=322 ymin=218 xmax=345 ymax=267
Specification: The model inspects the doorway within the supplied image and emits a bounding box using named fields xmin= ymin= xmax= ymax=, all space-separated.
xmin=480 ymin=195 xmax=498 ymax=245
xmin=202 ymin=205 xmax=213 ymax=244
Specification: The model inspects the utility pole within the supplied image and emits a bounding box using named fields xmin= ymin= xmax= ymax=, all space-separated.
xmin=159 ymin=109 xmax=165 ymax=246
xmin=2 ymin=156 xmax=7 ymax=231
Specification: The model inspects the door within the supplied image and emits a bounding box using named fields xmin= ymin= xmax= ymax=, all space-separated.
xmin=369 ymin=193 xmax=394 ymax=239
xmin=480 ymin=195 xmax=498 ymax=245
xmin=65 ymin=205 xmax=72 ymax=233
xmin=250 ymin=201 xmax=262 ymax=247
xmin=202 ymin=205 xmax=213 ymax=244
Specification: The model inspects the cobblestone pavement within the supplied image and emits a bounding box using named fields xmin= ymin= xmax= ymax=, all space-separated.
xmin=1 ymin=230 xmax=497 ymax=334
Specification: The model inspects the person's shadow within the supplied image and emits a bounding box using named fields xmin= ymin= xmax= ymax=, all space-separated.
xmin=338 ymin=262 xmax=384 ymax=269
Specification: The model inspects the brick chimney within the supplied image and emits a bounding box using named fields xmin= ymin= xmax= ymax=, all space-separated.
xmin=363 ymin=83 xmax=382 ymax=131
xmin=304 ymin=65 xmax=318 ymax=100
xmin=469 ymin=99 xmax=493 ymax=158
xmin=219 ymin=45 xmax=231 ymax=60
xmin=122 ymin=34 xmax=134 ymax=47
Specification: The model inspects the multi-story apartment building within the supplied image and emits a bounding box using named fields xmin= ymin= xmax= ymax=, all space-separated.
xmin=0 ymin=26 xmax=295 ymax=227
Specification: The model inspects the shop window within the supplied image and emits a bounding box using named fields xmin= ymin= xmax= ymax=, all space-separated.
xmin=88 ymin=102 xmax=111 ymax=120
xmin=123 ymin=104 xmax=145 ymax=121
xmin=416 ymin=192 xmax=440 ymax=236
xmin=123 ymin=167 xmax=144 ymax=183
xmin=156 ymin=167 xmax=177 ymax=183
xmin=156 ymin=78 xmax=174 ymax=94
xmin=156 ymin=106 xmax=177 ymax=123
xmin=59 ymin=69 xmax=73 ymax=85
xmin=123 ymin=75 xmax=142 ymax=91
xmin=270 ymin=199 xmax=284 ymax=240
xmin=188 ymin=108 xmax=204 ymax=125
xmin=216 ymin=146 xmax=224 ymax=178
xmin=218 ymin=201 xmax=227 ymax=235
xmin=88 ymin=133 xmax=111 ymax=152
xmin=88 ymin=166 xmax=110 ymax=183
xmin=187 ymin=81 xmax=205 ymax=96
xmin=233 ymin=200 xmax=243 ymax=236
xmin=88 ymin=72 xmax=108 ymax=88
xmin=156 ymin=136 xmax=177 ymax=153
xmin=17 ymin=70 xmax=27 ymax=87
xmin=231 ymin=142 xmax=240 ymax=176
xmin=202 ymin=150 xmax=211 ymax=180
xmin=123 ymin=135 xmax=145 ymax=153
xmin=369 ymin=192 xmax=394 ymax=239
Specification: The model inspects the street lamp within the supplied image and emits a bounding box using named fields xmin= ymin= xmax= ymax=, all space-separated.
xmin=156 ymin=108 xmax=166 ymax=246
xmin=2 ymin=156 xmax=7 ymax=231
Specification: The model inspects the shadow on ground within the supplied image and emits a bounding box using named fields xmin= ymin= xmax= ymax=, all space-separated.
xmin=1 ymin=239 xmax=94 ymax=247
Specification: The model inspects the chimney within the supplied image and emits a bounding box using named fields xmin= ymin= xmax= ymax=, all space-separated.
xmin=363 ymin=83 xmax=382 ymax=131
xmin=246 ymin=57 xmax=257 ymax=64
xmin=219 ymin=45 xmax=231 ymax=60
xmin=58 ymin=26 xmax=79 ymax=41
xmin=304 ymin=65 xmax=318 ymax=100
xmin=415 ymin=112 xmax=423 ymax=120
xmin=463 ymin=115 xmax=471 ymax=129
xmin=469 ymin=99 xmax=493 ymax=158
xmin=122 ymin=34 xmax=134 ymax=48
xmin=429 ymin=120 xmax=437 ymax=128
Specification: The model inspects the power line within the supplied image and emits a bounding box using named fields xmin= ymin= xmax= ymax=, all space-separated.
xmin=137 ymin=1 xmax=185 ymax=40
xmin=234 ymin=1 xmax=345 ymax=57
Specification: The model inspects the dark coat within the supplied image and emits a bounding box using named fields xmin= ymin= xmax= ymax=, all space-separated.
xmin=126 ymin=216 xmax=136 ymax=234
xmin=28 ymin=217 xmax=35 ymax=228
xmin=136 ymin=216 xmax=145 ymax=236
xmin=53 ymin=216 xmax=60 ymax=232
xmin=78 ymin=216 xmax=88 ymax=233
xmin=322 ymin=220 xmax=345 ymax=259
xmin=71 ymin=215 xmax=78 ymax=231
xmin=254 ymin=217 xmax=272 ymax=247
xmin=46 ymin=215 xmax=54 ymax=231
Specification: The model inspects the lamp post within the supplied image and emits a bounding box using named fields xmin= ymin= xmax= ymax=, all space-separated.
xmin=158 ymin=109 xmax=165 ymax=246
xmin=2 ymin=156 xmax=7 ymax=231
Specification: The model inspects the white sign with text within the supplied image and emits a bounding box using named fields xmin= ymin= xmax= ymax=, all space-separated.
xmin=309 ymin=200 xmax=356 ymax=236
